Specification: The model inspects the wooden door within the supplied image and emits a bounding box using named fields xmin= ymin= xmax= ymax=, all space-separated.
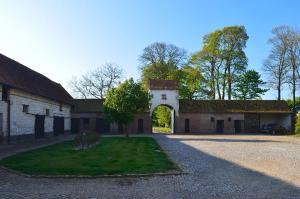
xmin=137 ymin=119 xmax=144 ymax=133
xmin=216 ymin=120 xmax=224 ymax=133
xmin=234 ymin=120 xmax=242 ymax=134
xmin=185 ymin=119 xmax=190 ymax=133
xmin=53 ymin=116 xmax=64 ymax=136
xmin=35 ymin=115 xmax=45 ymax=139
xmin=71 ymin=118 xmax=80 ymax=134
xmin=96 ymin=118 xmax=110 ymax=133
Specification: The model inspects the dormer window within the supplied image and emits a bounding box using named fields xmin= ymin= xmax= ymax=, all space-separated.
xmin=161 ymin=94 xmax=167 ymax=100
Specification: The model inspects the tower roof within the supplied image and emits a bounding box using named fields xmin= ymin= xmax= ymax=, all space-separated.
xmin=149 ymin=79 xmax=178 ymax=90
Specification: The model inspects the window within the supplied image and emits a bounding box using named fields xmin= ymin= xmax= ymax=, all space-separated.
xmin=210 ymin=117 xmax=215 ymax=122
xmin=46 ymin=109 xmax=50 ymax=116
xmin=161 ymin=94 xmax=167 ymax=100
xmin=59 ymin=103 xmax=63 ymax=111
xmin=228 ymin=117 xmax=232 ymax=122
xmin=83 ymin=118 xmax=90 ymax=124
xmin=22 ymin=104 xmax=29 ymax=113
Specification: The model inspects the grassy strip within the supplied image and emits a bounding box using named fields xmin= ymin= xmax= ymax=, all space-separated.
xmin=0 ymin=137 xmax=177 ymax=176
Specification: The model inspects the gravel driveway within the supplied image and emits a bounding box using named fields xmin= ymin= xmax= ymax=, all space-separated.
xmin=1 ymin=134 xmax=300 ymax=199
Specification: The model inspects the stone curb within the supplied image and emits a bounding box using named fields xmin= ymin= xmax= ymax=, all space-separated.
xmin=0 ymin=166 xmax=186 ymax=179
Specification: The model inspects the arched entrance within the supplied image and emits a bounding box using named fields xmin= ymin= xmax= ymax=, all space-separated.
xmin=151 ymin=104 xmax=175 ymax=133
xmin=148 ymin=79 xmax=180 ymax=134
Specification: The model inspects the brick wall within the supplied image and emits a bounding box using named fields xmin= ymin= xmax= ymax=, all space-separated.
xmin=175 ymin=113 xmax=245 ymax=134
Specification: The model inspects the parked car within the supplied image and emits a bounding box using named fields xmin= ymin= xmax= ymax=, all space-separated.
xmin=261 ymin=123 xmax=276 ymax=134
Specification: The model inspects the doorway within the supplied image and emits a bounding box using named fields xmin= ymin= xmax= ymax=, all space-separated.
xmin=35 ymin=115 xmax=45 ymax=139
xmin=216 ymin=120 xmax=224 ymax=133
xmin=137 ymin=119 xmax=144 ymax=133
xmin=185 ymin=119 xmax=190 ymax=133
xmin=152 ymin=105 xmax=174 ymax=133
xmin=53 ymin=116 xmax=64 ymax=136
xmin=234 ymin=120 xmax=242 ymax=134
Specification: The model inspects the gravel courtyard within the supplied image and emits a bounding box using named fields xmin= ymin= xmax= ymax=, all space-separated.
xmin=1 ymin=134 xmax=300 ymax=199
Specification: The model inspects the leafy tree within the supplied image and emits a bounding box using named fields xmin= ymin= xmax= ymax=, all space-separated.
xmin=153 ymin=106 xmax=171 ymax=127
xmin=104 ymin=78 xmax=150 ymax=137
xmin=190 ymin=30 xmax=223 ymax=99
xmin=296 ymin=114 xmax=300 ymax=134
xmin=286 ymin=97 xmax=300 ymax=112
xmin=233 ymin=70 xmax=268 ymax=100
xmin=69 ymin=63 xmax=123 ymax=99
xmin=139 ymin=42 xmax=187 ymax=88
xmin=190 ymin=26 xmax=248 ymax=100
xmin=178 ymin=65 xmax=208 ymax=99
xmin=220 ymin=26 xmax=249 ymax=100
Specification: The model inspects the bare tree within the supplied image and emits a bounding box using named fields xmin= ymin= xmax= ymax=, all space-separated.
xmin=285 ymin=26 xmax=300 ymax=133
xmin=69 ymin=63 xmax=123 ymax=99
xmin=263 ymin=26 xmax=290 ymax=100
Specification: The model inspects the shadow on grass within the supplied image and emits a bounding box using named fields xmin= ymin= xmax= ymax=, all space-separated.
xmin=153 ymin=134 xmax=300 ymax=198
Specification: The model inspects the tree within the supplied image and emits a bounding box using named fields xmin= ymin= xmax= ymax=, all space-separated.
xmin=263 ymin=26 xmax=290 ymax=100
xmin=178 ymin=65 xmax=208 ymax=99
xmin=104 ymin=78 xmax=150 ymax=137
xmin=139 ymin=42 xmax=187 ymax=87
xmin=190 ymin=30 xmax=223 ymax=99
xmin=233 ymin=70 xmax=268 ymax=100
xmin=220 ymin=26 xmax=249 ymax=100
xmin=153 ymin=106 xmax=171 ymax=127
xmin=69 ymin=63 xmax=123 ymax=99
xmin=285 ymin=26 xmax=300 ymax=133
xmin=190 ymin=26 xmax=248 ymax=100
xmin=286 ymin=97 xmax=300 ymax=113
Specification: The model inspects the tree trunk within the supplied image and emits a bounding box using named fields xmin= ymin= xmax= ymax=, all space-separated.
xmin=211 ymin=61 xmax=216 ymax=100
xmin=227 ymin=65 xmax=232 ymax=100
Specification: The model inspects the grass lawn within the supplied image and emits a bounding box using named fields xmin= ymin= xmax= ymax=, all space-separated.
xmin=153 ymin=126 xmax=172 ymax=133
xmin=0 ymin=137 xmax=177 ymax=176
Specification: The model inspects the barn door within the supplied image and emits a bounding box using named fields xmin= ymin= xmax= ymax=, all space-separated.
xmin=185 ymin=119 xmax=190 ymax=133
xmin=96 ymin=118 xmax=110 ymax=133
xmin=234 ymin=120 xmax=242 ymax=134
xmin=53 ymin=116 xmax=64 ymax=136
xmin=71 ymin=118 xmax=80 ymax=134
xmin=137 ymin=119 xmax=144 ymax=133
xmin=216 ymin=120 xmax=224 ymax=133
xmin=35 ymin=115 xmax=45 ymax=139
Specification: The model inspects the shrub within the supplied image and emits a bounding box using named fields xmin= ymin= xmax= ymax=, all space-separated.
xmin=296 ymin=115 xmax=300 ymax=134
xmin=74 ymin=132 xmax=101 ymax=150
xmin=273 ymin=126 xmax=287 ymax=135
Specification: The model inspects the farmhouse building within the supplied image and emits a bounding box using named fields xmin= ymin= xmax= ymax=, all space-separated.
xmin=0 ymin=53 xmax=293 ymax=141
xmin=0 ymin=54 xmax=73 ymax=143
xmin=73 ymin=79 xmax=292 ymax=134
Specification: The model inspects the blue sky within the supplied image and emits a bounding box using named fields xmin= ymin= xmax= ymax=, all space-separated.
xmin=0 ymin=0 xmax=299 ymax=99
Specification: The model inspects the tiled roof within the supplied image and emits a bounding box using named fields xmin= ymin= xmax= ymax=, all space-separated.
xmin=149 ymin=79 xmax=178 ymax=90
xmin=179 ymin=100 xmax=292 ymax=113
xmin=72 ymin=99 xmax=104 ymax=113
xmin=0 ymin=53 xmax=73 ymax=104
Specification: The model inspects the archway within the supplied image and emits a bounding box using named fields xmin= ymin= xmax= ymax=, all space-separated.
xmin=151 ymin=104 xmax=175 ymax=134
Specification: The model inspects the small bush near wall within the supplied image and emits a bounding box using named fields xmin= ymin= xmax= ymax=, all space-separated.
xmin=74 ymin=132 xmax=100 ymax=150
xmin=296 ymin=115 xmax=300 ymax=134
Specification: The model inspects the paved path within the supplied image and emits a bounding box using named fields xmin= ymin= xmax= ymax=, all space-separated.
xmin=1 ymin=134 xmax=300 ymax=199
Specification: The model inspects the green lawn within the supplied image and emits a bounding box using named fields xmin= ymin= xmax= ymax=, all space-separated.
xmin=0 ymin=137 xmax=177 ymax=176
xmin=153 ymin=126 xmax=172 ymax=133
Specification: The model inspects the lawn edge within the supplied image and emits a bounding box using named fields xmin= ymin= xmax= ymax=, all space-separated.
xmin=0 ymin=166 xmax=185 ymax=179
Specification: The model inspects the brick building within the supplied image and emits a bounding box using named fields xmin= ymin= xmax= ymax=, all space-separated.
xmin=73 ymin=79 xmax=292 ymax=134
xmin=0 ymin=54 xmax=73 ymax=143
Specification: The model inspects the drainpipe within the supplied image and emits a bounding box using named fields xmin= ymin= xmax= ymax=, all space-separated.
xmin=7 ymin=99 xmax=10 ymax=144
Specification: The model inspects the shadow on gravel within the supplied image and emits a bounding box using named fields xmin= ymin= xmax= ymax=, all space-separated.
xmin=170 ymin=138 xmax=281 ymax=143
xmin=156 ymin=135 xmax=300 ymax=198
